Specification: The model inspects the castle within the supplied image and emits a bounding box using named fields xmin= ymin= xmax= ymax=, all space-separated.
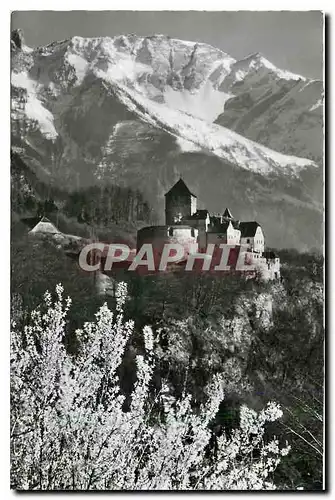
xmin=137 ymin=178 xmax=280 ymax=279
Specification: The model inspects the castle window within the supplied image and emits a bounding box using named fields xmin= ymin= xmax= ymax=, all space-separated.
xmin=247 ymin=238 xmax=250 ymax=244
xmin=191 ymin=228 xmax=195 ymax=237
xmin=168 ymin=227 xmax=174 ymax=236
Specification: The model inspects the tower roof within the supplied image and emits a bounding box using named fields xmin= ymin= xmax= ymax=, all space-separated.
xmin=164 ymin=178 xmax=197 ymax=198
xmin=223 ymin=207 xmax=233 ymax=219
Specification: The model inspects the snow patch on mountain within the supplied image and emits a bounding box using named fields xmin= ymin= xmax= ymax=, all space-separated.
xmin=103 ymin=59 xmax=152 ymax=84
xmin=232 ymin=52 xmax=305 ymax=82
xmin=310 ymin=99 xmax=322 ymax=111
xmin=64 ymin=35 xmax=236 ymax=122
xmin=11 ymin=71 xmax=58 ymax=140
xmin=164 ymin=82 xmax=232 ymax=121
xmin=256 ymin=55 xmax=305 ymax=81
xmin=107 ymin=79 xmax=317 ymax=176
xmin=22 ymin=44 xmax=34 ymax=54
xmin=175 ymin=137 xmax=202 ymax=153
xmin=65 ymin=53 xmax=89 ymax=84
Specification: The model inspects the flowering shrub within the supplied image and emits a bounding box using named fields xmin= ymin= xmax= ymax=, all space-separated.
xmin=11 ymin=282 xmax=290 ymax=490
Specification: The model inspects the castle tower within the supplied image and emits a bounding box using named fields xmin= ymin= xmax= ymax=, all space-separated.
xmin=164 ymin=178 xmax=197 ymax=225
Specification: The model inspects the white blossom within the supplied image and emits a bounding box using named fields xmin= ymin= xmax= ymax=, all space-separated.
xmin=11 ymin=282 xmax=290 ymax=490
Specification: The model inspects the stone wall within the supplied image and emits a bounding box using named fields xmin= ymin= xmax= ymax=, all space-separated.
xmin=137 ymin=225 xmax=198 ymax=266
xmin=165 ymin=194 xmax=197 ymax=224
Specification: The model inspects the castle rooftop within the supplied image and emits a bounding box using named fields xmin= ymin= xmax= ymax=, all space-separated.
xmin=164 ymin=178 xmax=197 ymax=198
xmin=239 ymin=221 xmax=260 ymax=237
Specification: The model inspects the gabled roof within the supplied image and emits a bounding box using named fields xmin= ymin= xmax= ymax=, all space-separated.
xmin=207 ymin=220 xmax=229 ymax=234
xmin=164 ymin=178 xmax=197 ymax=198
xmin=29 ymin=216 xmax=60 ymax=235
xmin=223 ymin=207 xmax=233 ymax=219
xmin=239 ymin=221 xmax=261 ymax=238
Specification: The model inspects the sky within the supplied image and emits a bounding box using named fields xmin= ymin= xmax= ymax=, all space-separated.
xmin=11 ymin=11 xmax=323 ymax=79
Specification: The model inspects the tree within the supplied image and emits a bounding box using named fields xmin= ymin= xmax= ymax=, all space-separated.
xmin=11 ymin=283 xmax=290 ymax=490
xmin=10 ymin=234 xmax=102 ymax=333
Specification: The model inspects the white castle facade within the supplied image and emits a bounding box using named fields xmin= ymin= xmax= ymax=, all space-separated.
xmin=137 ymin=178 xmax=281 ymax=279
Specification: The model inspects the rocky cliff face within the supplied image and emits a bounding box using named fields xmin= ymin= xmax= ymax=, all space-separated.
xmin=11 ymin=33 xmax=323 ymax=250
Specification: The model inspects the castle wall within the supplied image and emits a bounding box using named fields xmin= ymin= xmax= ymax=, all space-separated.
xmin=227 ymin=224 xmax=241 ymax=245
xmin=198 ymin=229 xmax=207 ymax=251
xmin=137 ymin=225 xmax=198 ymax=266
xmin=182 ymin=217 xmax=209 ymax=250
xmin=267 ymin=258 xmax=281 ymax=280
xmin=241 ymin=226 xmax=265 ymax=253
xmin=191 ymin=195 xmax=197 ymax=216
xmin=251 ymin=256 xmax=281 ymax=281
xmin=206 ymin=232 xmax=228 ymax=245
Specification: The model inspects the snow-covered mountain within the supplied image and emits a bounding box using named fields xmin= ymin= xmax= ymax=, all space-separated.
xmin=215 ymin=52 xmax=323 ymax=163
xmin=11 ymin=31 xmax=323 ymax=250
